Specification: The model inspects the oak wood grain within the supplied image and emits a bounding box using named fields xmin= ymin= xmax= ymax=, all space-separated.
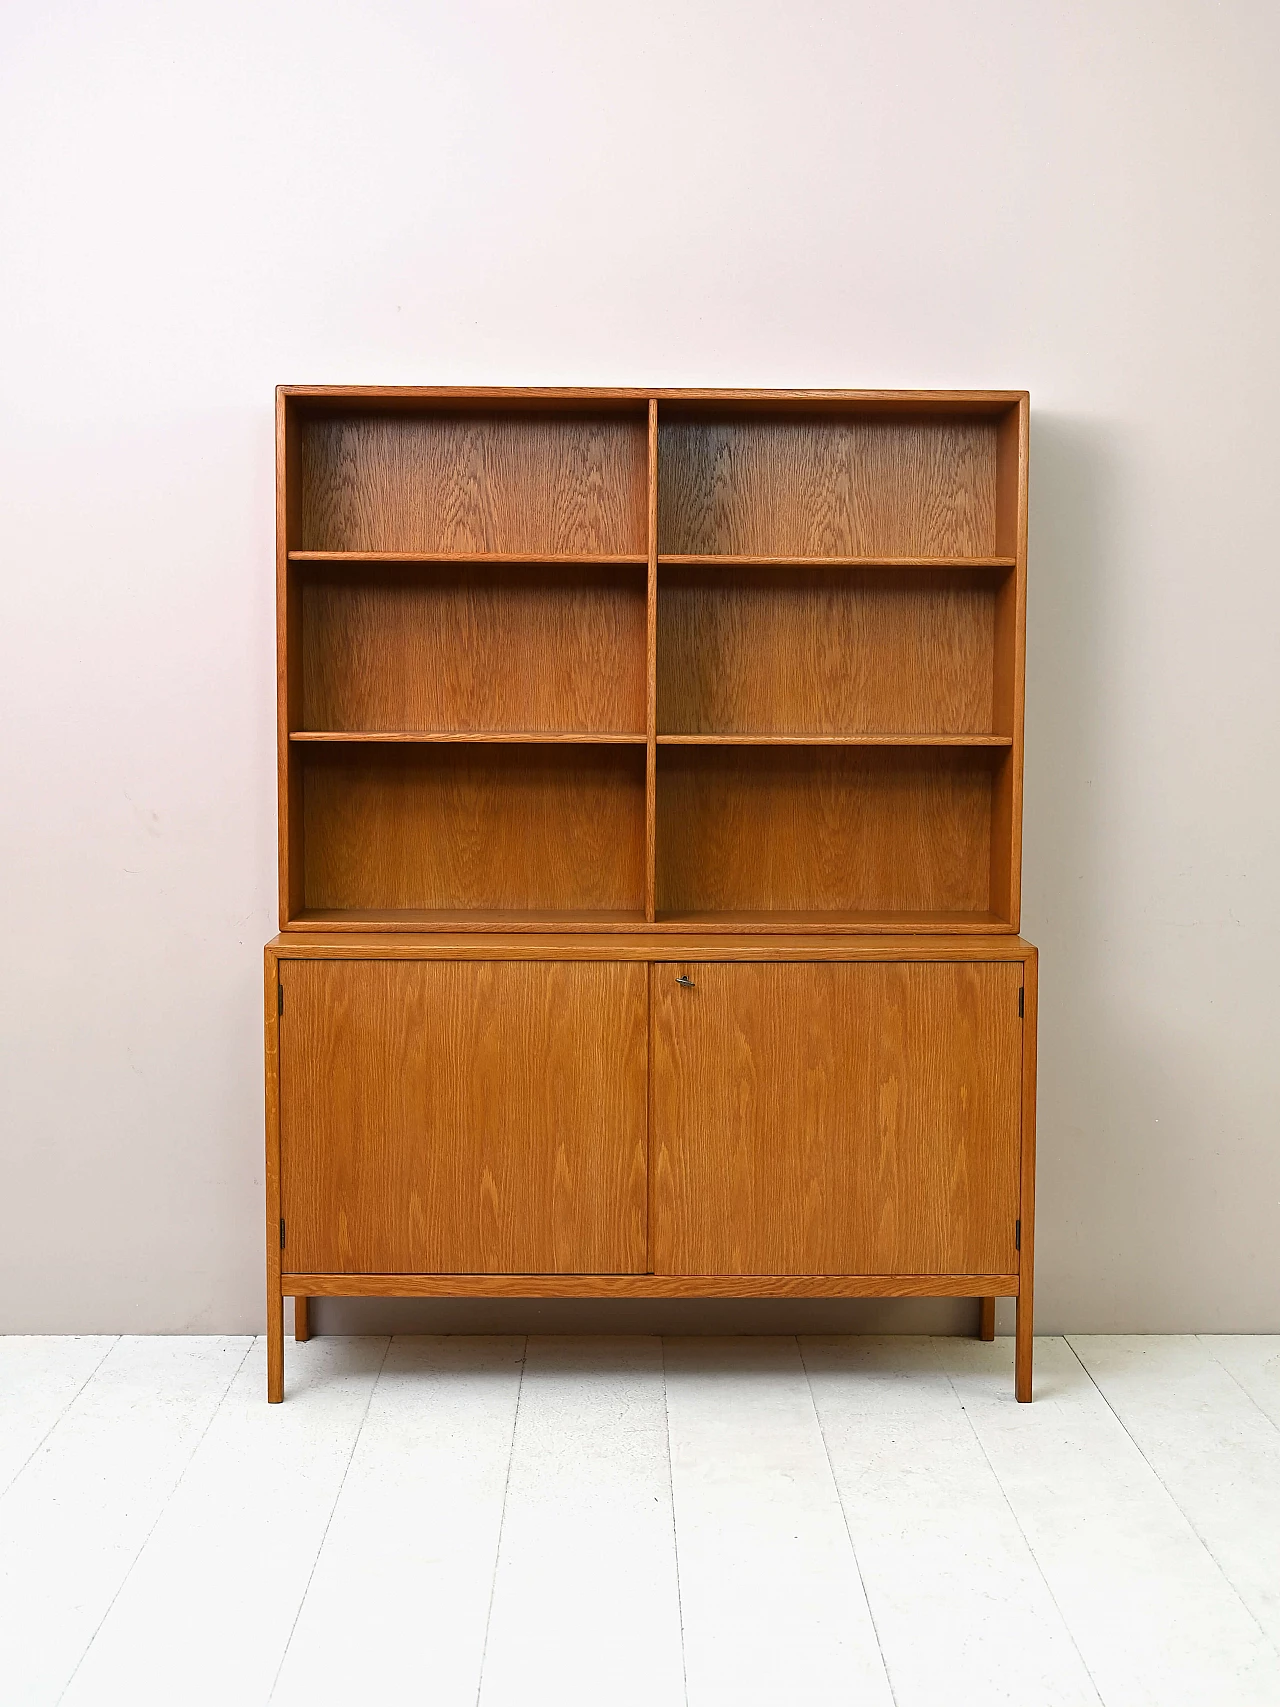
xmin=283 ymin=385 xmax=1025 ymax=410
xmin=281 ymin=1272 xmax=1021 ymax=1297
xmin=652 ymin=961 xmax=1023 ymax=1276
xmin=268 ymin=385 xmax=1035 ymax=1402
xmin=268 ymin=931 xmax=1036 ymax=960
xmin=657 ymin=414 xmax=998 ymax=558
xmin=300 ymin=411 xmax=648 ymax=554
xmin=652 ymin=909 xmax=1008 ymax=930
xmin=279 ymin=395 xmax=305 ymax=930
xmin=656 ymin=736 xmax=1011 ymax=747
xmin=657 ymin=565 xmax=998 ymax=736
xmin=264 ymin=950 xmax=284 ymax=1401
xmin=645 ymin=399 xmax=659 ymax=921
xmin=278 ymin=960 xmax=647 ymax=1274
xmin=658 ymin=554 xmax=1015 ymax=569
xmin=1017 ymin=949 xmax=1038 ymax=1401
xmin=291 ymin=733 xmax=647 ymax=744
xmin=302 ymin=743 xmax=645 ymax=913
xmin=299 ymin=565 xmax=645 ymax=736
xmin=993 ymin=397 xmax=1029 ymax=930
xmin=656 ymin=745 xmax=996 ymax=916
xmin=288 ymin=909 xmax=1013 ymax=933
xmin=290 ymin=551 xmax=647 ymax=565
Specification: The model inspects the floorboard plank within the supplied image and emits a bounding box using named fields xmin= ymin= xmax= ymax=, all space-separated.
xmin=478 ymin=1336 xmax=685 ymax=1707
xmin=272 ymin=1337 xmax=524 ymax=1707
xmin=0 ymin=1337 xmax=251 ymax=1707
xmin=59 ymin=1337 xmax=388 ymax=1707
xmin=1070 ymin=1334 xmax=1280 ymax=1652
xmin=803 ymin=1336 xmax=1099 ymax=1705
xmin=935 ymin=1336 xmax=1280 ymax=1706
xmin=664 ymin=1336 xmax=894 ymax=1707
xmin=1202 ymin=1336 xmax=1280 ymax=1432
xmin=0 ymin=1335 xmax=117 ymax=1498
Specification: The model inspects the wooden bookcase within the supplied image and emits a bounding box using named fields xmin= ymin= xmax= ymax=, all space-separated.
xmin=265 ymin=388 xmax=1036 ymax=1401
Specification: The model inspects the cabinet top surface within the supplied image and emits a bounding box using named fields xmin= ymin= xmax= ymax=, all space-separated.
xmin=266 ymin=932 xmax=1036 ymax=961
xmin=279 ymin=384 xmax=1028 ymax=409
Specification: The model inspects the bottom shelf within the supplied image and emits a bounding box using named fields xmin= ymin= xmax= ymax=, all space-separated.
xmin=655 ymin=909 xmax=1009 ymax=933
xmin=291 ymin=908 xmax=650 ymax=932
xmin=286 ymin=907 xmax=1009 ymax=933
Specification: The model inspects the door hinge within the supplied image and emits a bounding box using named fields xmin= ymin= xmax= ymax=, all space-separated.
xmin=1015 ymin=1218 xmax=1021 ymax=1251
xmin=1018 ymin=986 xmax=1024 ymax=1018
xmin=277 ymin=983 xmax=284 ymax=1016
xmin=280 ymin=1218 xmax=286 ymax=1249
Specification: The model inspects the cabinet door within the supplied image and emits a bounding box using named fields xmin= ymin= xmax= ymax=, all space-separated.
xmin=279 ymin=960 xmax=647 ymax=1274
xmin=652 ymin=961 xmax=1022 ymax=1276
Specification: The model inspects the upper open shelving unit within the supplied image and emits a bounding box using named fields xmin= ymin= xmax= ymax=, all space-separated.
xmin=277 ymin=388 xmax=1028 ymax=933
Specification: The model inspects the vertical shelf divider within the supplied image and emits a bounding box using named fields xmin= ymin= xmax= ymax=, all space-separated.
xmin=645 ymin=398 xmax=659 ymax=922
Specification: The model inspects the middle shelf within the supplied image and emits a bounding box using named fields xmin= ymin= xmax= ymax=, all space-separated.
xmin=288 ymin=731 xmax=1012 ymax=746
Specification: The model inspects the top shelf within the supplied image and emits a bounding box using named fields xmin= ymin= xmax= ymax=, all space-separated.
xmin=288 ymin=551 xmax=1014 ymax=569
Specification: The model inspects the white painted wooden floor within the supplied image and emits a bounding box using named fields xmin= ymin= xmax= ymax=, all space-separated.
xmin=2 ymin=1335 xmax=1279 ymax=1706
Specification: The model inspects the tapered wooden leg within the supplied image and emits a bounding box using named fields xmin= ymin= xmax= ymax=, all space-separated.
xmin=1015 ymin=1291 xmax=1033 ymax=1402
xmin=294 ymin=1295 xmax=310 ymax=1342
xmin=978 ymin=1296 xmax=996 ymax=1341
xmin=267 ymin=1280 xmax=284 ymax=1403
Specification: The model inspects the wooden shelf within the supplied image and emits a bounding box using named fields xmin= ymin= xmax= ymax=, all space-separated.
xmin=290 ymin=551 xmax=648 ymax=565
xmin=290 ymin=731 xmax=646 ymax=744
xmin=291 ymin=908 xmax=651 ymax=931
xmin=292 ymin=731 xmax=1009 ymax=747
xmin=287 ymin=908 xmax=1008 ymax=933
xmin=655 ymin=734 xmax=1012 ymax=747
xmin=654 ymin=909 xmax=1011 ymax=932
xmin=658 ymin=555 xmax=1015 ymax=570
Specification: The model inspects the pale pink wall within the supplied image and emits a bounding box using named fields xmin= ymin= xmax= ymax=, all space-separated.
xmin=2 ymin=0 xmax=1277 ymax=1332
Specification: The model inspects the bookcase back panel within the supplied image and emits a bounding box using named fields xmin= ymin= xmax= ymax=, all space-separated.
xmin=657 ymin=414 xmax=998 ymax=558
xmin=656 ymin=746 xmax=996 ymax=916
xmin=302 ymin=744 xmax=645 ymax=913
xmin=299 ymin=410 xmax=649 ymax=554
xmin=657 ymin=567 xmax=998 ymax=736
xmin=300 ymin=567 xmax=647 ymax=734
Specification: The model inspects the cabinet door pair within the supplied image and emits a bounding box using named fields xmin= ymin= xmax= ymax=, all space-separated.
xmin=278 ymin=959 xmax=1023 ymax=1278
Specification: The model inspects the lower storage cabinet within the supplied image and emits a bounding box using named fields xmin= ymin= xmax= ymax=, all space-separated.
xmin=266 ymin=942 xmax=1037 ymax=1401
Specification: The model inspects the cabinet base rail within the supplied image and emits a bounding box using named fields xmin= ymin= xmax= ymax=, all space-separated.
xmin=281 ymin=1272 xmax=1019 ymax=1298
xmin=268 ymin=1274 xmax=1033 ymax=1404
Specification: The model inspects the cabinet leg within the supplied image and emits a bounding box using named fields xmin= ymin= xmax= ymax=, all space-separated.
xmin=294 ymin=1295 xmax=311 ymax=1343
xmin=1015 ymin=1292 xmax=1033 ymax=1402
xmin=978 ymin=1296 xmax=996 ymax=1341
xmin=268 ymin=1281 xmax=284 ymax=1403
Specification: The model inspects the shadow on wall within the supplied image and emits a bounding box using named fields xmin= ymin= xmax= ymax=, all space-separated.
xmin=1025 ymin=413 xmax=1261 ymax=1333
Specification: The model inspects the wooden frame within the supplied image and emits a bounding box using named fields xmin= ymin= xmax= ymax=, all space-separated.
xmin=266 ymin=388 xmax=1036 ymax=1404
xmin=275 ymin=388 xmax=1028 ymax=935
xmin=265 ymin=931 xmax=1037 ymax=1403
